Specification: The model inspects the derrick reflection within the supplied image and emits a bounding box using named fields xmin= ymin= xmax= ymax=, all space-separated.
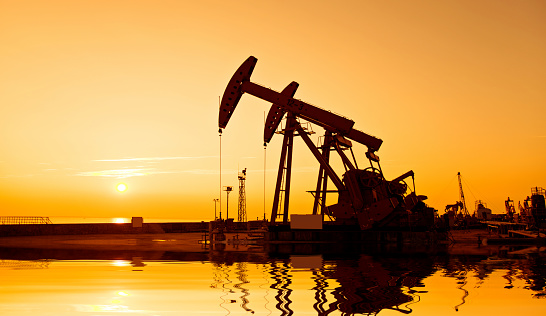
xmin=312 ymin=269 xmax=329 ymax=315
xmin=234 ymin=262 xmax=254 ymax=314
xmin=269 ymin=261 xmax=294 ymax=316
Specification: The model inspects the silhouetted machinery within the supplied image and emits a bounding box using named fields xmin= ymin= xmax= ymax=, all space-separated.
xmin=517 ymin=187 xmax=546 ymax=229
xmin=219 ymin=56 xmax=435 ymax=230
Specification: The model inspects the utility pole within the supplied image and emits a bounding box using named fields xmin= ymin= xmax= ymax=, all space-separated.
xmin=223 ymin=186 xmax=233 ymax=220
xmin=213 ymin=198 xmax=219 ymax=220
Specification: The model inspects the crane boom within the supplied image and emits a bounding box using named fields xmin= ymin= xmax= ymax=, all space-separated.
xmin=457 ymin=172 xmax=470 ymax=216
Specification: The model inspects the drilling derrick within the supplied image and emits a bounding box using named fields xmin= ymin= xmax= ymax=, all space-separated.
xmin=238 ymin=168 xmax=247 ymax=222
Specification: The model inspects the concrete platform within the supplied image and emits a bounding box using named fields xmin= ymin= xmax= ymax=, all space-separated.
xmin=0 ymin=222 xmax=209 ymax=237
xmin=0 ymin=232 xmax=264 ymax=252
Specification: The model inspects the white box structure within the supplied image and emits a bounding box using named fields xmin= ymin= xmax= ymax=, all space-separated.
xmin=132 ymin=217 xmax=143 ymax=228
xmin=290 ymin=214 xmax=323 ymax=230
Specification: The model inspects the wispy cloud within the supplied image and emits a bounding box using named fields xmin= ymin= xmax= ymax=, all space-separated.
xmin=0 ymin=174 xmax=35 ymax=178
xmin=93 ymin=156 xmax=216 ymax=162
xmin=75 ymin=168 xmax=162 ymax=179
xmin=72 ymin=155 xmax=319 ymax=179
xmin=72 ymin=156 xmax=222 ymax=178
xmin=74 ymin=168 xmax=227 ymax=178
xmin=180 ymin=169 xmax=222 ymax=175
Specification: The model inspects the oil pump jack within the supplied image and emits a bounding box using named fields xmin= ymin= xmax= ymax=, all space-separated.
xmin=219 ymin=56 xmax=435 ymax=230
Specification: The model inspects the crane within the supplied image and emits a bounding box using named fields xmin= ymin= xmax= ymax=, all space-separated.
xmin=219 ymin=56 xmax=434 ymax=230
xmin=457 ymin=172 xmax=470 ymax=217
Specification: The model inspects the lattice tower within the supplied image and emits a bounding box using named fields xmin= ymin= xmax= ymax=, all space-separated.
xmin=238 ymin=168 xmax=247 ymax=222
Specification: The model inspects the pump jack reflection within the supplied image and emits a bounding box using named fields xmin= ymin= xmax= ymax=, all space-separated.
xmin=2 ymin=246 xmax=545 ymax=313
xmin=310 ymin=255 xmax=433 ymax=315
xmin=211 ymin=254 xmax=435 ymax=316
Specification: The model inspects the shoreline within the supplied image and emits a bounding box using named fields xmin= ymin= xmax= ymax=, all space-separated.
xmin=1 ymin=222 xmax=544 ymax=258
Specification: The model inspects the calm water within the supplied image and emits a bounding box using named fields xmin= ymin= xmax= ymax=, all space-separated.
xmin=0 ymin=246 xmax=545 ymax=315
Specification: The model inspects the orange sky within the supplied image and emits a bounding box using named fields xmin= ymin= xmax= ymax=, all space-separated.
xmin=1 ymin=0 xmax=545 ymax=220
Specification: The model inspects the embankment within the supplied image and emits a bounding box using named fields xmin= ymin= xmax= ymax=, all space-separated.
xmin=0 ymin=222 xmax=210 ymax=237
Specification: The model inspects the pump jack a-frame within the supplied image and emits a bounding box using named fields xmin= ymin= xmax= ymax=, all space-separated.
xmin=219 ymin=56 xmax=434 ymax=230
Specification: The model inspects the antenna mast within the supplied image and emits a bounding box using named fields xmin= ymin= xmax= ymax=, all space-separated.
xmin=237 ymin=168 xmax=246 ymax=222
xmin=238 ymin=169 xmax=247 ymax=222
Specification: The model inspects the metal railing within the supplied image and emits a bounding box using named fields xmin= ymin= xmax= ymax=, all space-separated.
xmin=0 ymin=259 xmax=51 ymax=269
xmin=0 ymin=216 xmax=52 ymax=225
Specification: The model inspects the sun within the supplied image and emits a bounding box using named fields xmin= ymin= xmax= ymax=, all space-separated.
xmin=116 ymin=183 xmax=127 ymax=192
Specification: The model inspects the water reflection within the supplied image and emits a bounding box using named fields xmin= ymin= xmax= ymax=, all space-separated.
xmin=0 ymin=246 xmax=545 ymax=315
xmin=439 ymin=250 xmax=546 ymax=300
xmin=234 ymin=263 xmax=254 ymax=314
xmin=269 ymin=261 xmax=294 ymax=315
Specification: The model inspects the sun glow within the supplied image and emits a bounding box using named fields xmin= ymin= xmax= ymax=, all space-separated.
xmin=110 ymin=259 xmax=130 ymax=266
xmin=116 ymin=183 xmax=127 ymax=192
xmin=113 ymin=218 xmax=126 ymax=224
